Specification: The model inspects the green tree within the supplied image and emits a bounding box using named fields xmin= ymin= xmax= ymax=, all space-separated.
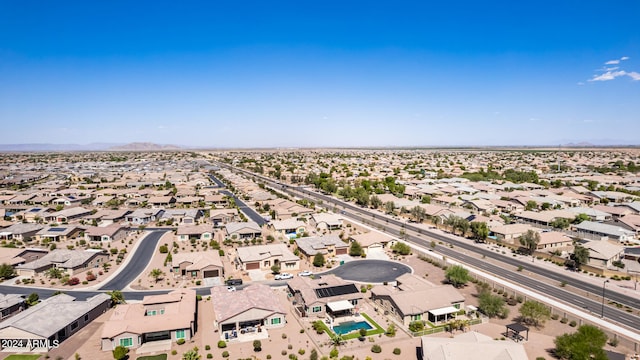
xmin=519 ymin=230 xmax=541 ymax=255
xmin=478 ymin=290 xmax=509 ymax=318
xmin=525 ymin=200 xmax=538 ymax=211
xmin=25 ymin=292 xmax=39 ymax=307
xmin=469 ymin=222 xmax=489 ymax=242
xmin=444 ymin=265 xmax=471 ymax=288
xmin=391 ymin=242 xmax=411 ymax=255
xmin=0 ymin=263 xmax=16 ymax=279
xmin=349 ymin=241 xmax=363 ymax=257
xmin=570 ymin=245 xmax=590 ymax=269
xmin=410 ymin=206 xmax=427 ymax=223
xmin=370 ymin=195 xmax=382 ymax=209
xmin=149 ymin=268 xmax=165 ymax=283
xmin=270 ymin=264 xmax=281 ymax=274
xmin=554 ymin=325 xmax=607 ymax=360
xmin=107 ymin=290 xmax=126 ymax=305
xmin=573 ymin=213 xmax=590 ymax=224
xmin=313 ymin=253 xmax=326 ymax=267
xmin=384 ymin=201 xmax=395 ymax=214
xmin=45 ymin=267 xmax=64 ymax=279
xmin=354 ymin=187 xmax=370 ymax=207
xmin=519 ymin=300 xmax=551 ymax=327
xmin=252 ymin=340 xmax=262 ymax=352
xmin=550 ymin=218 xmax=571 ymax=229
xmin=112 ymin=345 xmax=129 ymax=360
xmin=421 ymin=195 xmax=431 ymax=204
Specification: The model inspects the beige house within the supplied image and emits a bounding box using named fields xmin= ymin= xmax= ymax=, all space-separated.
xmin=371 ymin=273 xmax=465 ymax=326
xmin=35 ymin=225 xmax=84 ymax=243
xmin=171 ymin=251 xmax=224 ymax=280
xmin=235 ymin=244 xmax=299 ymax=271
xmin=268 ymin=218 xmax=306 ymax=239
xmin=210 ymin=208 xmax=239 ymax=227
xmin=294 ymin=235 xmax=349 ymax=262
xmin=349 ymin=231 xmax=395 ymax=257
xmin=309 ymin=213 xmax=343 ymax=231
xmin=225 ymin=222 xmax=262 ymax=241
xmin=176 ymin=224 xmax=213 ymax=242
xmin=211 ymin=284 xmax=286 ymax=342
xmin=489 ymin=223 xmax=534 ymax=244
xmin=101 ymin=289 xmax=197 ymax=351
xmin=537 ymin=231 xmax=573 ymax=250
xmin=287 ymin=274 xmax=363 ymax=318
xmin=583 ymin=240 xmax=625 ymax=268
xmin=421 ymin=331 xmax=528 ymax=360
xmin=15 ymin=249 xmax=109 ymax=277
xmin=84 ymin=224 xmax=128 ymax=242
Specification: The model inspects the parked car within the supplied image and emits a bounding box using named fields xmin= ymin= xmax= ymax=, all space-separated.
xmin=275 ymin=273 xmax=293 ymax=280
xmin=226 ymin=278 xmax=243 ymax=286
xmin=226 ymin=286 xmax=236 ymax=292
xmin=298 ymin=270 xmax=313 ymax=277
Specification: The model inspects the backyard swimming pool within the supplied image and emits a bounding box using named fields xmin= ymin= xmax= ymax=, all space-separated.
xmin=332 ymin=320 xmax=372 ymax=335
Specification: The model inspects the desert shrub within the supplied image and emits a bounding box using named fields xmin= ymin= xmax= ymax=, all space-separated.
xmin=176 ymin=338 xmax=185 ymax=345
xmin=371 ymin=344 xmax=382 ymax=353
xmin=221 ymin=350 xmax=229 ymax=358
xmin=217 ymin=340 xmax=227 ymax=348
xmin=393 ymin=348 xmax=401 ymax=355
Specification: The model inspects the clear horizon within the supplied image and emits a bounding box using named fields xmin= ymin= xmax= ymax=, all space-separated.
xmin=1 ymin=1 xmax=639 ymax=147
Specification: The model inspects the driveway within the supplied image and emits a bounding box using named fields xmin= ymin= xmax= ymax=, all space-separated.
xmin=321 ymin=259 xmax=412 ymax=283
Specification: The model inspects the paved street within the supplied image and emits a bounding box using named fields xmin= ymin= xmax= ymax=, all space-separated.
xmin=322 ymin=259 xmax=412 ymax=283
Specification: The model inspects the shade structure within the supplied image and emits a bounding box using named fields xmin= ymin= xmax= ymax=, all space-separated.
xmin=429 ymin=306 xmax=459 ymax=317
xmin=327 ymin=300 xmax=355 ymax=312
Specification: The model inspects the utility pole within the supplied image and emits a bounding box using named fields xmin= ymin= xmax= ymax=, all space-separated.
xmin=601 ymin=279 xmax=609 ymax=318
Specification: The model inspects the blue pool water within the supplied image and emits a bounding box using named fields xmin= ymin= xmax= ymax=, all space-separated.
xmin=333 ymin=320 xmax=372 ymax=335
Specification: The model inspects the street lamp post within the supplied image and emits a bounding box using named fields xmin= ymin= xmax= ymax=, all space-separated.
xmin=601 ymin=279 xmax=609 ymax=318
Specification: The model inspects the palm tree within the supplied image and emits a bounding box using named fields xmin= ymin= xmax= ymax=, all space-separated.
xmin=149 ymin=268 xmax=165 ymax=283
xmin=106 ymin=290 xmax=126 ymax=305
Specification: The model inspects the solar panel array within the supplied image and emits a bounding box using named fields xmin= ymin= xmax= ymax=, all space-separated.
xmin=314 ymin=284 xmax=359 ymax=298
xmin=48 ymin=227 xmax=67 ymax=232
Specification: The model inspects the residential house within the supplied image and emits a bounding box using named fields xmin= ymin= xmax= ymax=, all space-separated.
xmin=295 ymin=235 xmax=349 ymax=262
xmin=0 ymin=293 xmax=110 ymax=351
xmin=101 ymin=289 xmax=196 ymax=351
xmin=171 ymin=251 xmax=224 ymax=280
xmin=370 ymin=273 xmax=465 ymax=326
xmin=35 ymin=225 xmax=84 ymax=242
xmin=161 ymin=209 xmax=202 ymax=225
xmin=84 ymin=224 xmax=128 ymax=242
xmin=0 ymin=248 xmax=49 ymax=267
xmin=309 ymin=213 xmax=343 ymax=231
xmin=235 ymin=244 xmax=299 ymax=271
xmin=489 ymin=223 xmax=535 ymax=244
xmin=287 ymin=274 xmax=363 ymax=318
xmin=0 ymin=293 xmax=26 ymax=320
xmin=16 ymin=249 xmax=109 ymax=277
xmin=210 ymin=284 xmax=286 ymax=342
xmin=269 ymin=218 xmax=306 ymax=239
xmin=225 ymin=221 xmax=262 ymax=241
xmin=148 ymin=196 xmax=176 ymax=208
xmin=176 ymin=224 xmax=214 ymax=242
xmin=126 ymin=209 xmax=165 ymax=225
xmin=582 ymin=240 xmax=625 ymax=268
xmin=44 ymin=207 xmax=93 ymax=223
xmin=86 ymin=209 xmax=130 ymax=226
xmin=204 ymin=194 xmax=228 ymax=208
xmin=566 ymin=207 xmax=613 ymax=222
xmin=512 ymin=210 xmax=575 ymax=228
xmin=210 ymin=208 xmax=239 ymax=227
xmin=572 ymin=221 xmax=635 ymax=242
xmin=537 ymin=231 xmax=573 ymax=251
xmin=349 ymin=231 xmax=394 ymax=257
xmin=0 ymin=223 xmax=44 ymax=242
xmin=616 ymin=214 xmax=640 ymax=238
xmin=421 ymin=331 xmax=528 ymax=360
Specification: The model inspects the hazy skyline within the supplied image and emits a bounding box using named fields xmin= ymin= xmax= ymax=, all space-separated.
xmin=1 ymin=1 xmax=639 ymax=148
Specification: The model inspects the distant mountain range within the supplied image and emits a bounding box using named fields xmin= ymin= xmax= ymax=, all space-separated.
xmin=0 ymin=142 xmax=183 ymax=152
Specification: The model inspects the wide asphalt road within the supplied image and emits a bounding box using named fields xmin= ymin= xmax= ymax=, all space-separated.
xmin=322 ymin=259 xmax=412 ymax=283
xmin=208 ymin=173 xmax=267 ymax=226
xmin=99 ymin=230 xmax=167 ymax=290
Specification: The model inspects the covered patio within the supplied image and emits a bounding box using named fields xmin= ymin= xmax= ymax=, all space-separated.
xmin=327 ymin=300 xmax=355 ymax=318
xmin=505 ymin=322 xmax=529 ymax=342
xmin=428 ymin=306 xmax=459 ymax=324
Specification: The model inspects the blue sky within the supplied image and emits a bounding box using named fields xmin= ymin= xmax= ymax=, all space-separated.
xmin=1 ymin=1 xmax=639 ymax=147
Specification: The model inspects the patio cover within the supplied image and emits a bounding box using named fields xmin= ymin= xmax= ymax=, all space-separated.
xmin=327 ymin=300 xmax=354 ymax=312
xmin=429 ymin=306 xmax=459 ymax=316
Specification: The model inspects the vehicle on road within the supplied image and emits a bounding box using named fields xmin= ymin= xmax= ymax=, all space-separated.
xmin=226 ymin=286 xmax=236 ymax=292
xmin=226 ymin=278 xmax=243 ymax=286
xmin=298 ymin=270 xmax=313 ymax=277
xmin=275 ymin=273 xmax=293 ymax=280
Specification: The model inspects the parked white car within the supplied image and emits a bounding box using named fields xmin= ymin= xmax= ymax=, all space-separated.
xmin=298 ymin=270 xmax=313 ymax=277
xmin=275 ymin=273 xmax=293 ymax=280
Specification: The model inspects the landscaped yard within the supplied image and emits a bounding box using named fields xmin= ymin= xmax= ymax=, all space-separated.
xmin=313 ymin=313 xmax=385 ymax=340
xmin=136 ymin=355 xmax=167 ymax=360
xmin=4 ymin=355 xmax=41 ymax=360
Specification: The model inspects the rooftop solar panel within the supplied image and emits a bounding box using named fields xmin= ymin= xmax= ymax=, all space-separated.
xmin=48 ymin=227 xmax=67 ymax=232
xmin=29 ymin=208 xmax=42 ymax=212
xmin=314 ymin=284 xmax=359 ymax=298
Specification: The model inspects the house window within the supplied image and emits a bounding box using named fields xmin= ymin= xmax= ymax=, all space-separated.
xmin=147 ymin=310 xmax=157 ymax=316
xmin=176 ymin=329 xmax=185 ymax=339
xmin=411 ymin=314 xmax=421 ymax=321
xmin=453 ymin=303 xmax=460 ymax=309
xmin=84 ymin=314 xmax=89 ymax=322
xmin=71 ymin=321 xmax=79 ymax=330
xmin=271 ymin=317 xmax=281 ymax=325
xmin=120 ymin=338 xmax=133 ymax=347
xmin=160 ymin=309 xmax=165 ymax=315
xmin=191 ymin=271 xmax=197 ymax=277
xmin=312 ymin=306 xmax=322 ymax=313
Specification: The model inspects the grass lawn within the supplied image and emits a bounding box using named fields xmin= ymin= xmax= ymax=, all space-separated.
xmin=137 ymin=355 xmax=167 ymax=360
xmin=4 ymin=355 xmax=41 ymax=360
xmin=342 ymin=313 xmax=385 ymax=340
